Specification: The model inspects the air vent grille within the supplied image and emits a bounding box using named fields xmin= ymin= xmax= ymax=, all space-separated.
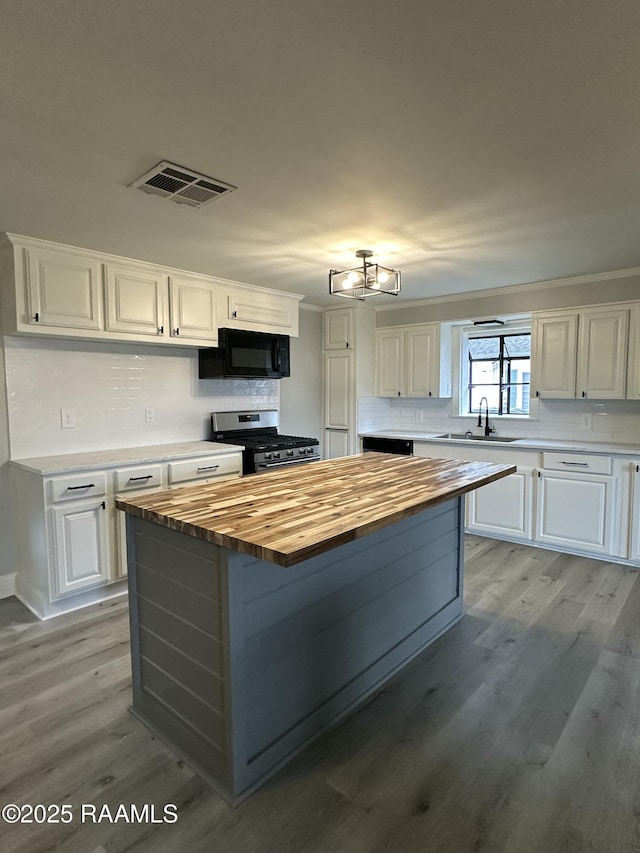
xmin=129 ymin=161 xmax=236 ymax=208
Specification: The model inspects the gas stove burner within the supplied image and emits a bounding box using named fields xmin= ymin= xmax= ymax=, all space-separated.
xmin=209 ymin=410 xmax=320 ymax=475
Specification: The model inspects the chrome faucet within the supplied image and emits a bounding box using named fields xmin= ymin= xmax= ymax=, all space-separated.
xmin=477 ymin=396 xmax=495 ymax=436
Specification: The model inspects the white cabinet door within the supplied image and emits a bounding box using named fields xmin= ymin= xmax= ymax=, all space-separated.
xmin=375 ymin=330 xmax=404 ymax=397
xmin=104 ymin=262 xmax=166 ymax=337
xmin=26 ymin=246 xmax=103 ymax=330
xmin=168 ymin=275 xmax=218 ymax=342
xmin=324 ymin=429 xmax=350 ymax=459
xmin=577 ymin=307 xmax=629 ymax=399
xmin=405 ymin=325 xmax=440 ymax=398
xmin=222 ymin=285 xmax=299 ymax=335
xmin=324 ymin=351 xmax=353 ymax=430
xmin=535 ymin=470 xmax=615 ymax=555
xmin=51 ymin=499 xmax=110 ymax=597
xmin=631 ymin=464 xmax=640 ymax=562
xmin=467 ymin=467 xmax=534 ymax=541
xmin=323 ymin=308 xmax=353 ymax=350
xmin=531 ymin=312 xmax=578 ymax=398
xmin=627 ymin=303 xmax=640 ymax=400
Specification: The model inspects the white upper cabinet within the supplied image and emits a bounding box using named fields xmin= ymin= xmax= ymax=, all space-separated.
xmin=576 ymin=307 xmax=628 ymax=399
xmin=532 ymin=307 xmax=629 ymax=399
xmin=104 ymin=262 xmax=167 ymax=337
xmin=375 ymin=324 xmax=451 ymax=398
xmin=219 ymin=283 xmax=302 ymax=336
xmin=0 ymin=234 xmax=301 ymax=344
xmin=26 ymin=244 xmax=103 ymax=330
xmin=531 ymin=312 xmax=578 ymax=398
xmin=323 ymin=308 xmax=353 ymax=350
xmin=375 ymin=330 xmax=404 ymax=396
xmin=168 ymin=274 xmax=218 ymax=343
xmin=626 ymin=303 xmax=640 ymax=399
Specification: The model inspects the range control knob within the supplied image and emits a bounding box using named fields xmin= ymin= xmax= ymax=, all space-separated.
xmin=287 ymin=450 xmax=294 ymax=457
xmin=273 ymin=451 xmax=281 ymax=459
xmin=264 ymin=453 xmax=272 ymax=460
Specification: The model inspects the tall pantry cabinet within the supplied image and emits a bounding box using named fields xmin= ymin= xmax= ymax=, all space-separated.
xmin=323 ymin=306 xmax=375 ymax=458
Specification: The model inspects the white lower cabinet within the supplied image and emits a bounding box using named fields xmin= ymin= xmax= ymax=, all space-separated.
xmin=631 ymin=464 xmax=640 ymax=562
xmin=466 ymin=467 xmax=534 ymax=541
xmin=51 ymin=499 xmax=110 ymax=596
xmin=13 ymin=449 xmax=242 ymax=619
xmin=535 ymin=470 xmax=615 ymax=555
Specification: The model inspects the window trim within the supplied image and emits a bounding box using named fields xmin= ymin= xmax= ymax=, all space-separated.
xmin=454 ymin=317 xmax=533 ymax=419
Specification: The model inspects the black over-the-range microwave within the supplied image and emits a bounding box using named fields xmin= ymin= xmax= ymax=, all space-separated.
xmin=198 ymin=328 xmax=291 ymax=379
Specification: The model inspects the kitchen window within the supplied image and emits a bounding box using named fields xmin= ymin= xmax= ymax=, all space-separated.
xmin=466 ymin=332 xmax=531 ymax=415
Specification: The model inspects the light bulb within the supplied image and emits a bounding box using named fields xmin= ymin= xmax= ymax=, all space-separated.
xmin=378 ymin=271 xmax=389 ymax=284
xmin=342 ymin=272 xmax=359 ymax=290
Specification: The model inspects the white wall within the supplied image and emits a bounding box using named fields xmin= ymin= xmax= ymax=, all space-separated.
xmin=279 ymin=308 xmax=324 ymax=453
xmin=0 ymin=336 xmax=17 ymax=579
xmin=5 ymin=337 xmax=279 ymax=459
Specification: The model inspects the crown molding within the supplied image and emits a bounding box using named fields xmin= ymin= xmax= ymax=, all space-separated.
xmin=374 ymin=266 xmax=640 ymax=312
xmin=299 ymin=302 xmax=325 ymax=312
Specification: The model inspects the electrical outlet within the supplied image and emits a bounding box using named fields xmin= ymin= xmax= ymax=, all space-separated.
xmin=145 ymin=407 xmax=155 ymax=424
xmin=60 ymin=408 xmax=76 ymax=429
xmin=581 ymin=413 xmax=593 ymax=430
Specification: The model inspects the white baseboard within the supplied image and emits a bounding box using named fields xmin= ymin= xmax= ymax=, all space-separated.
xmin=0 ymin=573 xmax=17 ymax=599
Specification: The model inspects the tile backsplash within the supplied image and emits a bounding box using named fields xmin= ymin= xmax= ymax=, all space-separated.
xmin=5 ymin=337 xmax=279 ymax=458
xmin=358 ymin=396 xmax=640 ymax=445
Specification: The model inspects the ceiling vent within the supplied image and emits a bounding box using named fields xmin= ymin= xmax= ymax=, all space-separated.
xmin=129 ymin=161 xmax=236 ymax=209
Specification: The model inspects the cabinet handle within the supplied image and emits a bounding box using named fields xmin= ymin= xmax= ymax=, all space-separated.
xmin=537 ymin=471 xmax=541 ymax=477
xmin=33 ymin=312 xmax=39 ymax=322
xmin=397 ymin=391 xmax=401 ymax=396
xmin=67 ymin=483 xmax=95 ymax=490
xmin=173 ymin=328 xmax=180 ymax=336
xmin=232 ymin=310 xmax=237 ymax=318
xmin=581 ymin=391 xmax=586 ymax=398
xmin=560 ymin=461 xmax=589 ymax=467
xmin=428 ymin=391 xmax=432 ymax=397
xmin=346 ymin=342 xmax=349 ymax=348
xmin=636 ymin=465 xmax=639 ymax=473
xmin=101 ymin=501 xmax=106 ymax=510
xmin=197 ymin=465 xmax=219 ymax=472
xmin=157 ymin=326 xmax=164 ymax=335
xmin=535 ymin=390 xmax=539 ymax=397
xmin=128 ymin=475 xmax=153 ymax=482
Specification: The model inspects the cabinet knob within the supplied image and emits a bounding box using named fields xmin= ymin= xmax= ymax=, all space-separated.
xmin=397 ymin=391 xmax=401 ymax=396
xmin=346 ymin=342 xmax=349 ymax=348
xmin=428 ymin=391 xmax=432 ymax=397
xmin=535 ymin=390 xmax=539 ymax=397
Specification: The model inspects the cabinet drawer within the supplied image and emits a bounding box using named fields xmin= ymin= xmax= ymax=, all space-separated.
xmin=542 ymin=452 xmax=611 ymax=475
xmin=48 ymin=472 xmax=107 ymax=503
xmin=168 ymin=454 xmax=241 ymax=485
xmin=115 ymin=464 xmax=163 ymax=493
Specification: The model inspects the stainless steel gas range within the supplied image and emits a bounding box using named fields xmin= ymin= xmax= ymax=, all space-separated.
xmin=210 ymin=410 xmax=320 ymax=475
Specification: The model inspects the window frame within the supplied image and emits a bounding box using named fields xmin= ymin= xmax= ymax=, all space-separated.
xmin=456 ymin=318 xmax=533 ymax=419
xmin=467 ymin=332 xmax=531 ymax=416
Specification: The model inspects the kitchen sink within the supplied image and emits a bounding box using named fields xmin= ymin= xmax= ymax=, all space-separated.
xmin=433 ymin=433 xmax=520 ymax=443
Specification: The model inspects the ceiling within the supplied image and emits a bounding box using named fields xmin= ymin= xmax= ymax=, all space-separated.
xmin=2 ymin=0 xmax=639 ymax=306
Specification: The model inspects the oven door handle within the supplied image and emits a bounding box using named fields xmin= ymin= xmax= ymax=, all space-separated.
xmin=257 ymin=457 xmax=320 ymax=470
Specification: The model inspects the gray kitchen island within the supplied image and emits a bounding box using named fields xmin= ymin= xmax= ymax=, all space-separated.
xmin=117 ymin=452 xmax=514 ymax=804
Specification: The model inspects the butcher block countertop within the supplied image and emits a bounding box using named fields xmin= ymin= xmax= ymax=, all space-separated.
xmin=116 ymin=452 xmax=515 ymax=567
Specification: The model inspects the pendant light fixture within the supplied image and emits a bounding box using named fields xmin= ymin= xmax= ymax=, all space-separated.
xmin=329 ymin=249 xmax=401 ymax=300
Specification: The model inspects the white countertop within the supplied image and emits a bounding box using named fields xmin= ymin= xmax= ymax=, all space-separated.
xmin=11 ymin=441 xmax=243 ymax=476
xmin=359 ymin=430 xmax=640 ymax=457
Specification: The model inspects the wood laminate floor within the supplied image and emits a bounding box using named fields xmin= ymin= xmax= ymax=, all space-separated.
xmin=2 ymin=537 xmax=640 ymax=852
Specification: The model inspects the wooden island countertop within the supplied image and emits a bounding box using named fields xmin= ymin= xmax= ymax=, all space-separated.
xmin=116 ymin=452 xmax=515 ymax=567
